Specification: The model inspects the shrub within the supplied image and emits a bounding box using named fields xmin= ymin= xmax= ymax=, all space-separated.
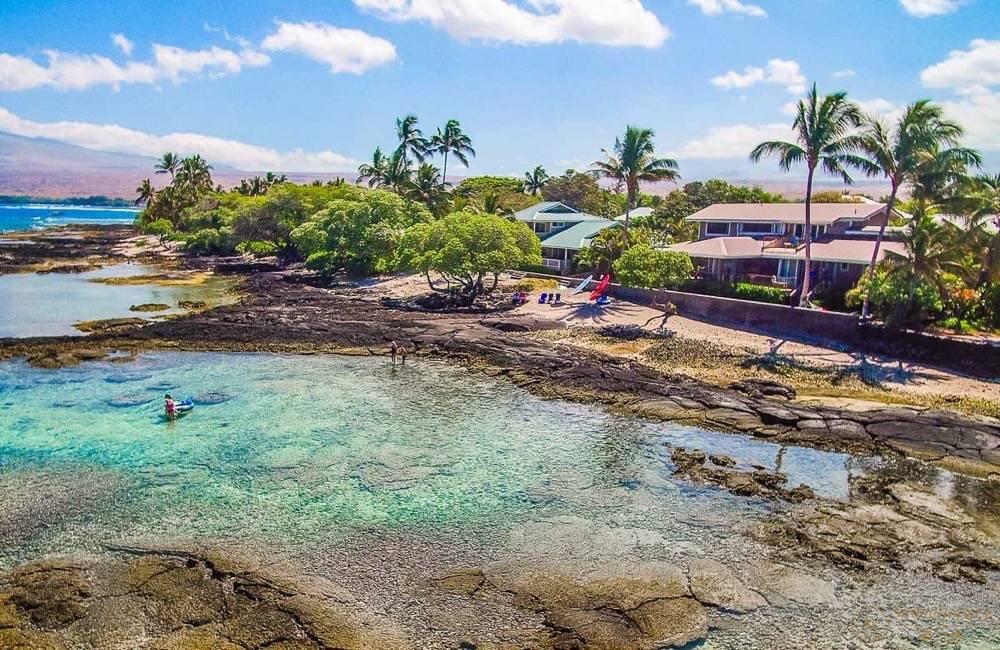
xmin=519 ymin=263 xmax=561 ymax=276
xmin=181 ymin=227 xmax=235 ymax=254
xmin=732 ymin=282 xmax=788 ymax=305
xmin=613 ymin=245 xmax=693 ymax=289
xmin=512 ymin=278 xmax=559 ymax=292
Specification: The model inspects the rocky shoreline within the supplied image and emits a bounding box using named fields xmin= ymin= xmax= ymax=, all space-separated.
xmin=2 ymin=226 xmax=999 ymax=648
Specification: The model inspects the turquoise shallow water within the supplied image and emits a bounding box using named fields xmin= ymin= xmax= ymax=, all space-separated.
xmin=0 ymin=352 xmax=859 ymax=558
xmin=0 ymin=264 xmax=232 ymax=338
xmin=0 ymin=204 xmax=137 ymax=232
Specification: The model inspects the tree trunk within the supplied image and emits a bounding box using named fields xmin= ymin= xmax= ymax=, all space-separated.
xmin=442 ymin=151 xmax=449 ymax=188
xmin=799 ymin=167 xmax=815 ymax=308
xmin=861 ymin=181 xmax=898 ymax=320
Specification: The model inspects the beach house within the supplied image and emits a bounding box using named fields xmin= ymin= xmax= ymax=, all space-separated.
xmin=668 ymin=201 xmax=908 ymax=291
xmin=513 ymin=201 xmax=617 ymax=272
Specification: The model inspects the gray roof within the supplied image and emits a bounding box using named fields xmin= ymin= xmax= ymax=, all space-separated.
xmin=540 ymin=220 xmax=617 ymax=250
xmin=685 ymin=202 xmax=890 ymax=225
xmin=614 ymin=206 xmax=654 ymax=221
xmin=513 ymin=201 xmax=607 ymax=223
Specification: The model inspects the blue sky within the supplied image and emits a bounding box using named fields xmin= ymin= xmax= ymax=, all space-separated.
xmin=0 ymin=0 xmax=997 ymax=179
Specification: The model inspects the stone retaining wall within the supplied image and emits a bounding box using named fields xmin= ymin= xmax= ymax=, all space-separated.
xmin=522 ymin=272 xmax=1000 ymax=378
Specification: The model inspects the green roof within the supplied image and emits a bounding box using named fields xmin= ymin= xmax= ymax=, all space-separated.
xmin=513 ymin=201 xmax=607 ymax=223
xmin=540 ymin=220 xmax=617 ymax=250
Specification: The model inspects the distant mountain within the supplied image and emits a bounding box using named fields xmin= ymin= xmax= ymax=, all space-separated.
xmin=0 ymin=132 xmax=352 ymax=199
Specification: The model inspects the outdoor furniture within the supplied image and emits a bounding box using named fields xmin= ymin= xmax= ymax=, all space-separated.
xmin=553 ymin=293 xmax=562 ymax=304
xmin=538 ymin=292 xmax=548 ymax=304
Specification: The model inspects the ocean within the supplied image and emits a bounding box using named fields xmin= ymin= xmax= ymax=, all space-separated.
xmin=0 ymin=203 xmax=138 ymax=232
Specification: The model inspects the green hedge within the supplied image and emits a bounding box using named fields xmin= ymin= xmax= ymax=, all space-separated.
xmin=731 ymin=282 xmax=788 ymax=305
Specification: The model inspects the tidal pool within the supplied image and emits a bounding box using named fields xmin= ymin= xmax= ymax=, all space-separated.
xmin=0 ymin=263 xmax=233 ymax=337
xmin=0 ymin=352 xmax=997 ymax=647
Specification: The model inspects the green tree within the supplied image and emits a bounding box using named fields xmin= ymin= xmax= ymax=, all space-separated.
xmin=592 ymin=126 xmax=680 ymax=244
xmin=858 ymin=100 xmax=980 ymax=318
xmin=395 ymin=114 xmax=429 ymax=166
xmin=141 ymin=218 xmax=174 ymax=247
xmin=405 ymin=164 xmax=452 ymax=216
xmin=524 ymin=165 xmax=550 ymax=195
xmin=750 ymin=84 xmax=871 ymax=306
xmin=291 ymin=191 xmax=433 ymax=276
xmin=613 ymin=244 xmax=693 ymax=289
xmin=398 ymin=211 xmax=541 ymax=301
xmin=542 ymin=170 xmax=603 ymax=213
xmin=573 ymin=226 xmax=651 ymax=275
xmin=135 ymin=178 xmax=155 ymax=207
xmin=357 ymin=147 xmax=391 ymax=188
xmin=175 ymin=155 xmax=214 ymax=194
xmin=154 ymin=152 xmax=180 ymax=180
xmin=430 ymin=119 xmax=475 ymax=185
xmin=963 ymin=173 xmax=1000 ymax=285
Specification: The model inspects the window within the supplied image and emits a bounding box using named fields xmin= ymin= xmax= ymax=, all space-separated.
xmin=705 ymin=222 xmax=729 ymax=236
xmin=811 ymin=225 xmax=828 ymax=239
xmin=738 ymin=222 xmax=778 ymax=235
xmin=777 ymin=259 xmax=798 ymax=279
xmin=840 ymin=262 xmax=851 ymax=271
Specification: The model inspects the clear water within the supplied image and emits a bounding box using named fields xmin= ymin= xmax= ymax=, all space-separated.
xmin=0 ymin=203 xmax=137 ymax=232
xmin=0 ymin=352 xmax=996 ymax=646
xmin=0 ymin=264 xmax=232 ymax=338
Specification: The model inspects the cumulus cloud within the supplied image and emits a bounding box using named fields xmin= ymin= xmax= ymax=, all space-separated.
xmin=920 ymin=39 xmax=1000 ymax=92
xmin=0 ymin=42 xmax=269 ymax=91
xmin=712 ymin=58 xmax=806 ymax=94
xmin=0 ymin=107 xmax=358 ymax=172
xmin=939 ymin=88 xmax=1000 ymax=151
xmin=353 ymin=0 xmax=669 ymax=48
xmin=687 ymin=0 xmax=766 ymax=18
xmin=899 ymin=0 xmax=963 ymax=17
xmin=671 ymin=123 xmax=795 ymax=159
xmin=111 ymin=33 xmax=134 ymax=57
xmin=261 ymin=21 xmax=397 ymax=74
xmin=833 ymin=68 xmax=855 ymax=78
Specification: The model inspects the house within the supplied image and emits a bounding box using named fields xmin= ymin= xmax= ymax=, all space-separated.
xmin=668 ymin=202 xmax=908 ymax=291
xmin=513 ymin=201 xmax=616 ymax=272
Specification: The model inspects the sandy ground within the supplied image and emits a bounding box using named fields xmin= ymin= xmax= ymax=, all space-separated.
xmin=359 ymin=273 xmax=999 ymax=409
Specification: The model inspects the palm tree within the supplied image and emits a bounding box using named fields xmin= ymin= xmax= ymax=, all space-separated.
xmin=176 ymin=155 xmax=214 ymax=194
xmin=405 ymin=164 xmax=451 ymax=216
xmin=524 ymin=166 xmax=549 ymax=195
xmin=963 ymin=174 xmax=1000 ymax=285
xmin=357 ymin=147 xmax=391 ymax=188
xmin=154 ymin=153 xmax=181 ymax=180
xmin=395 ymin=114 xmax=429 ymax=166
xmin=430 ymin=119 xmax=475 ymax=186
xmin=383 ymin=149 xmax=413 ymax=193
xmin=135 ymin=178 xmax=156 ymax=207
xmin=858 ymin=100 xmax=980 ymax=318
xmin=750 ymin=84 xmax=870 ymax=307
xmin=592 ymin=126 xmax=680 ymax=245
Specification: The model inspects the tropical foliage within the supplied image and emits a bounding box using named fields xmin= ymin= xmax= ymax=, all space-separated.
xmin=613 ymin=245 xmax=693 ymax=290
xmin=398 ymin=212 xmax=541 ymax=300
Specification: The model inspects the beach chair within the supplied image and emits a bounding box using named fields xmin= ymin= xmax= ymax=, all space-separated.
xmin=554 ymin=293 xmax=562 ymax=304
xmin=538 ymin=292 xmax=548 ymax=304
xmin=547 ymin=293 xmax=555 ymax=304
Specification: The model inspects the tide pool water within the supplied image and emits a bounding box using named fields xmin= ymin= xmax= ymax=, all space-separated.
xmin=0 ymin=204 xmax=137 ymax=232
xmin=0 ymin=352 xmax=860 ymax=558
xmin=0 ymin=264 xmax=233 ymax=338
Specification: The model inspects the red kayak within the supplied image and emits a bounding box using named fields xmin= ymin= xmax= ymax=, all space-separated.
xmin=589 ymin=274 xmax=611 ymax=301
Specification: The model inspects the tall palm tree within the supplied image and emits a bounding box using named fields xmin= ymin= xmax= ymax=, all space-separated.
xmin=357 ymin=147 xmax=391 ymax=188
xmin=395 ymin=114 xmax=429 ymax=166
xmin=382 ymin=149 xmax=413 ymax=193
xmin=154 ymin=153 xmax=181 ymax=180
xmin=405 ymin=164 xmax=450 ymax=216
xmin=859 ymin=100 xmax=980 ymax=318
xmin=963 ymin=174 xmax=1000 ymax=285
xmin=592 ymin=126 xmax=680 ymax=245
xmin=135 ymin=178 xmax=155 ymax=207
xmin=430 ymin=119 xmax=475 ymax=186
xmin=524 ymin=165 xmax=549 ymax=195
xmin=750 ymin=84 xmax=870 ymax=307
xmin=176 ymin=155 xmax=214 ymax=194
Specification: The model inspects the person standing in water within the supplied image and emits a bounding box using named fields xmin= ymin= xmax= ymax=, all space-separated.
xmin=388 ymin=340 xmax=399 ymax=365
xmin=164 ymin=394 xmax=177 ymax=418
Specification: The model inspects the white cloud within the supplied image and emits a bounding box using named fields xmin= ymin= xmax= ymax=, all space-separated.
xmin=939 ymin=87 xmax=1000 ymax=150
xmin=712 ymin=58 xmax=806 ymax=94
xmin=833 ymin=68 xmax=855 ymax=78
xmin=0 ymin=107 xmax=358 ymax=172
xmin=353 ymin=0 xmax=669 ymax=48
xmin=687 ymin=0 xmax=766 ymax=18
xmin=920 ymin=39 xmax=1000 ymax=92
xmin=672 ymin=123 xmax=794 ymax=159
xmin=261 ymin=21 xmax=397 ymax=74
xmin=0 ymin=42 xmax=269 ymax=91
xmin=111 ymin=33 xmax=134 ymax=57
xmin=899 ymin=0 xmax=962 ymax=18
